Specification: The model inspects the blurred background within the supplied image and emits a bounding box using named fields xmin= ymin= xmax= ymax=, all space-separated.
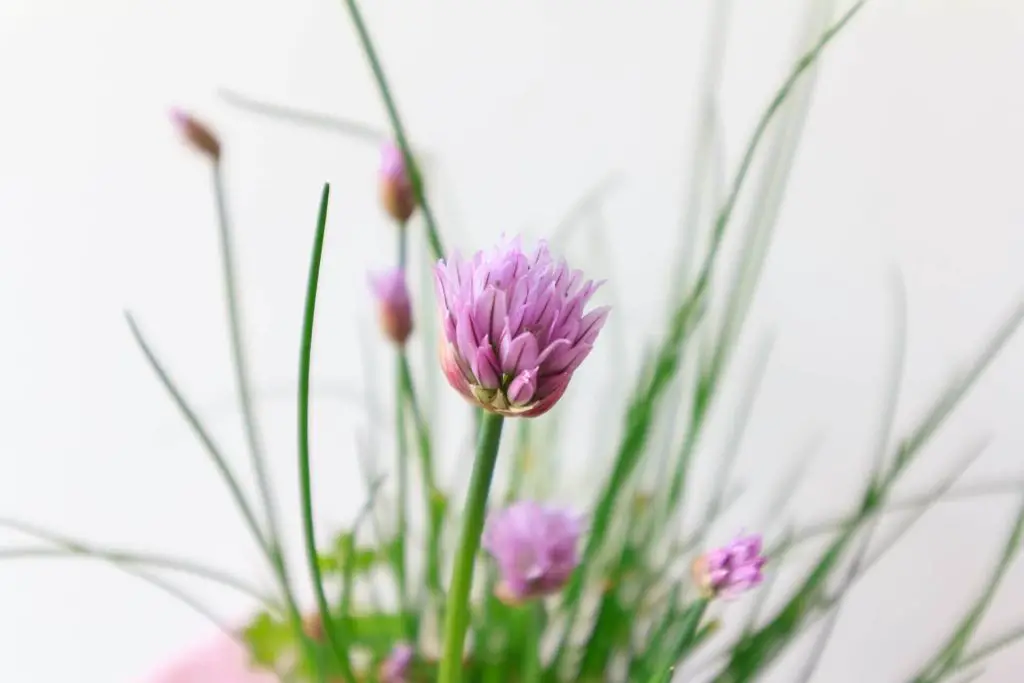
xmin=2 ymin=0 xmax=1023 ymax=681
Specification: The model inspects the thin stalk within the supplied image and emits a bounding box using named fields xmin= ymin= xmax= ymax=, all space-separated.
xmin=124 ymin=315 xmax=271 ymax=563
xmin=211 ymin=162 xmax=282 ymax=552
xmin=0 ymin=547 xmax=237 ymax=638
xmin=339 ymin=0 xmax=445 ymax=260
xmin=297 ymin=183 xmax=356 ymax=682
xmin=0 ymin=541 xmax=273 ymax=609
xmin=438 ymin=412 xmax=506 ymax=683
xmin=219 ymin=88 xmax=386 ymax=142
xmin=125 ymin=313 xmax=317 ymax=677
xmin=522 ymin=601 xmax=545 ymax=683
xmin=395 ymin=225 xmax=411 ymax=630
xmin=398 ymin=353 xmax=443 ymax=606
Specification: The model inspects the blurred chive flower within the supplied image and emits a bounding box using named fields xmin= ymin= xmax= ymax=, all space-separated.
xmin=433 ymin=237 xmax=609 ymax=417
xmin=370 ymin=268 xmax=414 ymax=345
xmin=379 ymin=141 xmax=418 ymax=224
xmin=693 ymin=533 xmax=767 ymax=599
xmin=379 ymin=642 xmax=415 ymax=683
xmin=483 ymin=501 xmax=582 ymax=603
xmin=169 ymin=108 xmax=221 ymax=161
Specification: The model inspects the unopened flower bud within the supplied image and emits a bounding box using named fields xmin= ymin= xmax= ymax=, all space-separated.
xmin=379 ymin=643 xmax=414 ymax=683
xmin=483 ymin=501 xmax=582 ymax=603
xmin=692 ymin=533 xmax=766 ymax=599
xmin=370 ymin=268 xmax=413 ymax=345
xmin=378 ymin=141 xmax=419 ymax=224
xmin=169 ymin=108 xmax=221 ymax=160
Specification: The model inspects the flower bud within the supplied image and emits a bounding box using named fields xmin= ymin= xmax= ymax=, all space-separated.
xmin=370 ymin=268 xmax=413 ymax=345
xmin=692 ymin=533 xmax=766 ymax=599
xmin=169 ymin=108 xmax=221 ymax=160
xmin=378 ymin=141 xmax=418 ymax=224
xmin=483 ymin=501 xmax=582 ymax=603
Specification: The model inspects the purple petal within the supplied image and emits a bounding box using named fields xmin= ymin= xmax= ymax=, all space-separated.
xmin=456 ymin=306 xmax=482 ymax=372
xmin=499 ymin=332 xmax=540 ymax=375
xmin=471 ymin=342 xmax=501 ymax=389
xmin=507 ymin=370 xmax=538 ymax=406
xmin=576 ymin=306 xmax=611 ymax=345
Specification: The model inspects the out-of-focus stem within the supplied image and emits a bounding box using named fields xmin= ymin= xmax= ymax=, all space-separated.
xmin=339 ymin=0 xmax=445 ymax=261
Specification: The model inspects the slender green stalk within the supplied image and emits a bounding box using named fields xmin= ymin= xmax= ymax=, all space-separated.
xmin=211 ymin=162 xmax=317 ymax=673
xmin=398 ymin=352 xmax=443 ymax=606
xmin=339 ymin=0 xmax=445 ymax=260
xmin=124 ymin=315 xmax=271 ymax=562
xmin=297 ymin=183 xmax=356 ymax=682
xmin=219 ymin=88 xmax=386 ymax=142
xmin=211 ymin=163 xmax=284 ymax=555
xmin=394 ymin=225 xmax=411 ymax=629
xmin=0 ymin=541 xmax=273 ymax=609
xmin=125 ymin=313 xmax=318 ymax=678
xmin=438 ymin=411 xmax=506 ymax=683
xmin=0 ymin=546 xmax=239 ymax=637
xmin=522 ymin=601 xmax=545 ymax=683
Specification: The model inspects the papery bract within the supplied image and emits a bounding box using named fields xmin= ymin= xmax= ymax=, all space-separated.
xmin=483 ymin=500 xmax=582 ymax=602
xmin=433 ymin=237 xmax=609 ymax=416
xmin=693 ymin=533 xmax=767 ymax=599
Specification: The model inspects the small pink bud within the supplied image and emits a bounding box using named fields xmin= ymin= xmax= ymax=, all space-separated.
xmin=378 ymin=141 xmax=419 ymax=224
xmin=170 ymin=108 xmax=221 ymax=160
xmin=370 ymin=268 xmax=413 ymax=345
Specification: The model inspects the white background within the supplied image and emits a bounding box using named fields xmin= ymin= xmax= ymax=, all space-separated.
xmin=2 ymin=1 xmax=1024 ymax=681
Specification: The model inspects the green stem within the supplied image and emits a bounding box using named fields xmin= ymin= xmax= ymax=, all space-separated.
xmin=395 ymin=351 xmax=410 ymax=615
xmin=298 ymin=183 xmax=356 ymax=683
xmin=522 ymin=601 xmax=545 ymax=683
xmin=397 ymin=353 xmax=442 ymax=607
xmin=219 ymin=88 xmax=386 ymax=142
xmin=210 ymin=163 xmax=317 ymax=677
xmin=438 ymin=411 xmax=506 ymax=683
xmin=339 ymin=0 xmax=445 ymax=260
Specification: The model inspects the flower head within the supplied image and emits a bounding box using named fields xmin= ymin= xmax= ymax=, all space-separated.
xmin=170 ymin=108 xmax=221 ymax=160
xmin=483 ymin=501 xmax=582 ymax=603
xmin=693 ymin=534 xmax=766 ymax=599
xmin=433 ymin=237 xmax=609 ymax=417
xmin=370 ymin=268 xmax=414 ymax=345
xmin=379 ymin=643 xmax=415 ymax=683
xmin=379 ymin=141 xmax=418 ymax=224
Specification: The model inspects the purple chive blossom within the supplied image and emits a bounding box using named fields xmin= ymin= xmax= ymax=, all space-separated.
xmin=693 ymin=534 xmax=766 ymax=599
xmin=370 ymin=268 xmax=414 ymax=345
xmin=483 ymin=501 xmax=583 ymax=603
xmin=433 ymin=236 xmax=610 ymax=417
xmin=378 ymin=141 xmax=417 ymax=224
xmin=379 ymin=643 xmax=415 ymax=683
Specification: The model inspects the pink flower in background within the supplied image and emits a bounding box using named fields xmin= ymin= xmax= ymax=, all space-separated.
xmin=483 ymin=501 xmax=582 ymax=602
xmin=379 ymin=642 xmax=415 ymax=683
xmin=434 ymin=237 xmax=609 ymax=417
xmin=693 ymin=533 xmax=767 ymax=599
xmin=370 ymin=267 xmax=414 ymax=345
xmin=144 ymin=633 xmax=276 ymax=683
